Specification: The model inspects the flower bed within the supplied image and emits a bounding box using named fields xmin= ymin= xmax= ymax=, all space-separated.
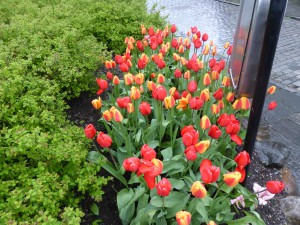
xmin=85 ymin=24 xmax=284 ymax=225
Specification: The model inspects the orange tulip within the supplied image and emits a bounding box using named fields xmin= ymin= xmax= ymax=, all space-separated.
xmin=211 ymin=71 xmax=219 ymax=80
xmin=157 ymin=74 xmax=165 ymax=84
xmin=141 ymin=24 xmax=147 ymax=35
xmin=124 ymin=73 xmax=134 ymax=85
xmin=102 ymin=110 xmax=112 ymax=121
xmin=211 ymin=104 xmax=220 ymax=114
xmin=176 ymin=94 xmax=191 ymax=110
xmin=203 ymin=44 xmax=209 ymax=55
xmin=130 ymin=86 xmax=141 ymax=100
xmin=200 ymin=88 xmax=210 ymax=102
xmin=183 ymin=38 xmax=190 ymax=47
xmin=203 ymin=73 xmax=211 ymax=86
xmin=232 ymin=97 xmax=251 ymax=110
xmin=147 ymin=81 xmax=156 ymax=91
xmin=173 ymin=53 xmax=181 ymax=61
xmin=164 ymin=96 xmax=175 ymax=109
xmin=176 ymin=211 xmax=191 ymax=225
xmin=224 ymin=42 xmax=230 ymax=49
xmin=180 ymin=57 xmax=188 ymax=66
xmin=194 ymin=140 xmax=210 ymax=154
xmin=223 ymin=171 xmax=242 ymax=187
xmin=91 ymin=97 xmax=102 ymax=109
xmin=178 ymin=45 xmax=185 ymax=53
xmin=267 ymin=86 xmax=276 ymax=95
xmin=222 ymin=76 xmax=231 ymax=87
xmin=113 ymin=76 xmax=120 ymax=85
xmin=184 ymin=70 xmax=191 ymax=79
xmin=200 ymin=115 xmax=211 ymax=130
xmin=135 ymin=73 xmax=145 ymax=85
xmin=191 ymin=181 xmax=207 ymax=198
xmin=126 ymin=103 xmax=134 ymax=113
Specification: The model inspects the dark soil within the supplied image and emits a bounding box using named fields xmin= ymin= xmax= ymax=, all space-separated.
xmin=66 ymin=89 xmax=287 ymax=225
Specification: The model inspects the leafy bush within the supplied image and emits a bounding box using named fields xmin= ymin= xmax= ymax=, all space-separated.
xmin=0 ymin=0 xmax=165 ymax=97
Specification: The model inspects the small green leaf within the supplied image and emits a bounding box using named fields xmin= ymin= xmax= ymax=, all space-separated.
xmin=92 ymin=219 xmax=103 ymax=225
xmin=102 ymin=163 xmax=127 ymax=187
xmin=86 ymin=151 xmax=102 ymax=164
xmin=90 ymin=203 xmax=99 ymax=216
xmin=168 ymin=178 xmax=185 ymax=190
xmin=161 ymin=147 xmax=173 ymax=160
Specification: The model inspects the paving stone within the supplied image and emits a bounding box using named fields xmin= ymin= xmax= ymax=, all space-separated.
xmin=282 ymin=80 xmax=293 ymax=85
xmin=294 ymin=70 xmax=300 ymax=75
xmin=292 ymin=81 xmax=300 ymax=86
xmin=280 ymin=196 xmax=300 ymax=225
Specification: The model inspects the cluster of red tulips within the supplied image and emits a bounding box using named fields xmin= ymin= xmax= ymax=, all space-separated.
xmin=84 ymin=24 xmax=283 ymax=225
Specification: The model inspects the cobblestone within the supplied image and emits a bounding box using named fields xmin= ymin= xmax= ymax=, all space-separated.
xmin=147 ymin=0 xmax=300 ymax=94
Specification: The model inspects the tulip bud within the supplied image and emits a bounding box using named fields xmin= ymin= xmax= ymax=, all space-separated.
xmin=208 ymin=221 xmax=217 ymax=225
xmin=223 ymin=171 xmax=242 ymax=187
xmin=171 ymin=24 xmax=177 ymax=33
xmin=266 ymin=181 xmax=285 ymax=194
xmin=232 ymin=97 xmax=251 ymax=110
xmin=195 ymin=140 xmax=210 ymax=154
xmin=211 ymin=71 xmax=219 ymax=80
xmin=224 ymin=42 xmax=230 ymax=49
xmin=84 ymin=124 xmax=97 ymax=139
xmin=217 ymin=113 xmax=230 ymax=127
xmin=234 ymin=151 xmax=250 ymax=168
xmin=187 ymin=80 xmax=198 ymax=93
xmin=184 ymin=70 xmax=191 ymax=80
xmin=203 ymin=44 xmax=209 ymax=55
xmin=112 ymin=108 xmax=123 ymax=122
xmin=140 ymin=25 xmax=146 ymax=35
xmin=191 ymin=181 xmax=207 ymax=198
xmin=268 ymin=101 xmax=277 ymax=110
xmin=137 ymin=58 xmax=146 ymax=70
xmin=180 ymin=57 xmax=188 ymax=66
xmin=156 ymin=178 xmax=172 ymax=197
xmin=102 ymin=110 xmax=112 ymax=121
xmin=136 ymin=40 xmax=144 ymax=52
xmin=116 ymin=96 xmax=131 ymax=109
xmin=178 ymin=45 xmax=185 ymax=53
xmin=119 ymin=62 xmax=129 ymax=72
xmin=200 ymin=115 xmax=211 ymax=130
xmin=147 ymin=81 xmax=156 ymax=91
xmin=230 ymin=134 xmax=243 ymax=145
xmin=149 ymin=158 xmax=163 ymax=177
xmin=124 ymin=73 xmax=134 ymax=85
xmin=123 ymin=157 xmax=140 ymax=172
xmin=267 ymin=86 xmax=276 ymax=95
xmin=152 ymin=86 xmax=167 ymax=101
xmin=176 ymin=211 xmax=191 ymax=225
xmin=97 ymin=132 xmax=112 ymax=148
xmin=92 ymin=97 xmax=102 ymax=109
xmin=201 ymin=165 xmax=220 ymax=184
xmin=139 ymin=102 xmax=152 ymax=116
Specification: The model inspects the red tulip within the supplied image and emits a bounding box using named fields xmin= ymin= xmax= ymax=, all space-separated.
xmin=201 ymin=165 xmax=220 ymax=184
xmin=217 ymin=113 xmax=230 ymax=127
xmin=97 ymin=132 xmax=112 ymax=148
xmin=171 ymin=38 xmax=179 ymax=48
xmin=119 ymin=62 xmax=129 ymax=72
xmin=138 ymin=58 xmax=147 ymax=70
xmin=136 ymin=40 xmax=144 ymax=52
xmin=152 ymin=86 xmax=167 ymax=101
xmin=184 ymin=145 xmax=197 ymax=161
xmin=230 ymin=134 xmax=243 ymax=145
xmin=209 ymin=58 xmax=217 ymax=68
xmin=123 ymin=157 xmax=140 ymax=172
xmin=96 ymin=78 xmax=108 ymax=90
xmin=194 ymin=38 xmax=202 ymax=49
xmin=200 ymin=159 xmax=213 ymax=172
xmin=84 ymin=124 xmax=97 ymax=139
xmin=202 ymin=33 xmax=208 ymax=42
xmin=234 ymin=151 xmax=250 ymax=168
xmin=156 ymin=178 xmax=172 ymax=196
xmin=116 ymin=97 xmax=131 ymax=108
xmin=226 ymin=119 xmax=240 ymax=135
xmin=141 ymin=144 xmax=156 ymax=160
xmin=191 ymin=26 xmax=198 ymax=34
xmin=213 ymin=88 xmax=223 ymax=100
xmin=139 ymin=102 xmax=152 ymax=116
xmin=106 ymin=71 xmax=113 ymax=80
xmin=266 ymin=181 xmax=284 ymax=194
xmin=144 ymin=173 xmax=156 ymax=189
xmin=181 ymin=125 xmax=195 ymax=136
xmin=268 ymin=101 xmax=277 ymax=110
xmin=187 ymin=80 xmax=198 ymax=93
xmin=189 ymin=97 xmax=204 ymax=110
xmin=156 ymin=59 xmax=166 ymax=69
xmin=174 ymin=68 xmax=182 ymax=78
xmin=171 ymin=24 xmax=177 ymax=33
xmin=182 ymin=130 xmax=199 ymax=147
xmin=208 ymin=125 xmax=222 ymax=139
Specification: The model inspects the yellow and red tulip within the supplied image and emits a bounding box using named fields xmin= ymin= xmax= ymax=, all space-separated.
xmin=223 ymin=171 xmax=242 ymax=187
xmin=191 ymin=181 xmax=207 ymax=198
xmin=200 ymin=115 xmax=211 ymax=130
xmin=195 ymin=140 xmax=210 ymax=154
xmin=92 ymin=97 xmax=102 ymax=109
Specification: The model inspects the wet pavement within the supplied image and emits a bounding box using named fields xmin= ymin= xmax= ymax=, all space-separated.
xmin=147 ymin=0 xmax=300 ymax=188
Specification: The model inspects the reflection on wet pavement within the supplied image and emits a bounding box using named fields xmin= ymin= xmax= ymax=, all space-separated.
xmin=147 ymin=0 xmax=239 ymax=46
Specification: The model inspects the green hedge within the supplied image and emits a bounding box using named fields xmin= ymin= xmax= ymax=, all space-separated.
xmin=0 ymin=0 xmax=165 ymax=223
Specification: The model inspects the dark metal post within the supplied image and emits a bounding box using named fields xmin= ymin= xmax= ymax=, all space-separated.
xmin=243 ymin=0 xmax=287 ymax=185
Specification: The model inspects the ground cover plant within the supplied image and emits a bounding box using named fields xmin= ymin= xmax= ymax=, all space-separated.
xmin=0 ymin=0 xmax=165 ymax=223
xmin=85 ymin=24 xmax=285 ymax=224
